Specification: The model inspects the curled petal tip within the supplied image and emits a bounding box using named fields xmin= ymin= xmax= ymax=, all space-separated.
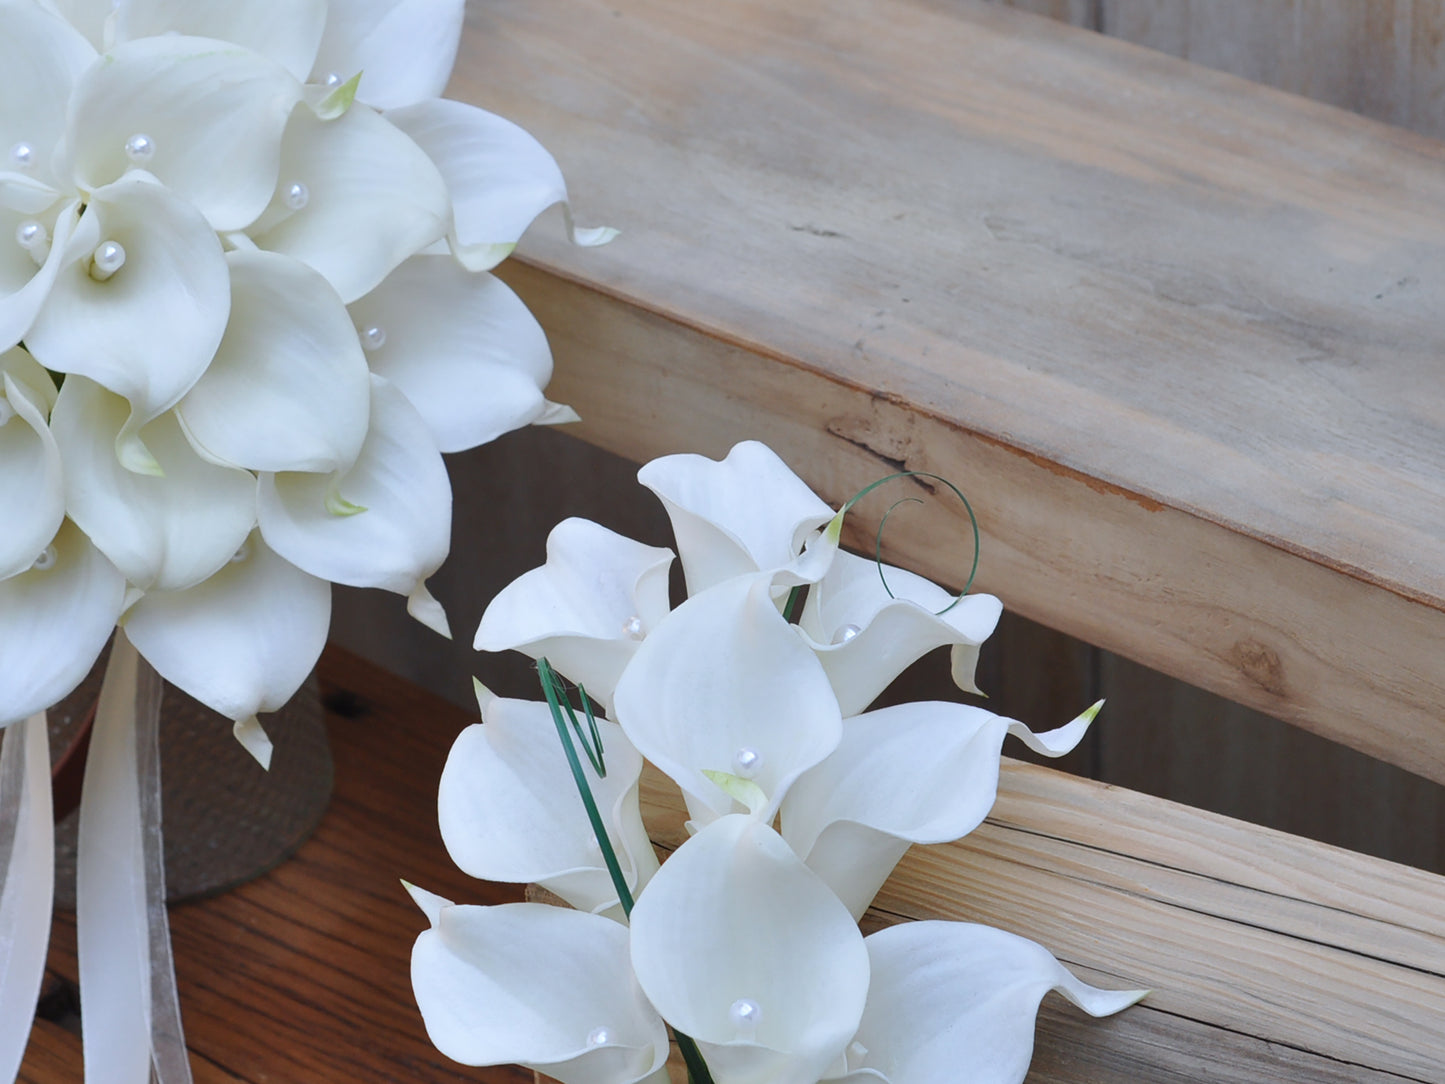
xmin=472 ymin=676 xmax=496 ymax=716
xmin=701 ymin=769 xmax=767 ymax=816
xmin=571 ymin=225 xmax=618 ymax=247
xmin=403 ymin=881 xmax=451 ymax=927
xmin=533 ymin=400 xmax=580 ymax=427
xmin=232 ymin=715 xmax=274 ymax=770
xmin=408 ymin=584 xmax=452 ymax=639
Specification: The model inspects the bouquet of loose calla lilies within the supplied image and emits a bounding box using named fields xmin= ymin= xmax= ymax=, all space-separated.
xmin=0 ymin=1 xmax=611 ymax=1079
xmin=409 ymin=442 xmax=1146 ymax=1084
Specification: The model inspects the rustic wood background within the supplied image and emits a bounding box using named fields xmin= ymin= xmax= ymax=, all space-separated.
xmin=331 ymin=3 xmax=1445 ymax=875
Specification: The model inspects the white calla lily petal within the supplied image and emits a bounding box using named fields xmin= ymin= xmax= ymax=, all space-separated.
xmin=0 ymin=197 xmax=80 ymax=354
xmin=24 ymin=173 xmax=229 ymax=472
xmin=177 ymin=249 xmax=369 ymax=473
xmin=613 ymin=574 xmax=841 ymax=827
xmin=637 ymin=441 xmax=836 ymax=595
xmin=122 ymin=531 xmax=329 ymax=747
xmin=853 ymin=922 xmax=1146 ymax=1084
xmin=65 ymin=34 xmax=302 ymax=230
xmin=474 ymin=518 xmax=673 ymax=710
xmin=782 ymin=702 xmax=1011 ymax=920
xmin=411 ymin=899 xmax=668 ymax=1084
xmin=113 ymin=0 xmax=328 ymax=82
xmin=0 ymin=0 xmax=96 ymax=190
xmin=348 ymin=255 xmax=556 ymax=451
xmin=801 ymin=549 xmax=1003 ymax=715
xmin=438 ymin=697 xmax=656 ymax=914
xmin=248 ymin=103 xmax=449 ymax=302
xmin=51 ymin=379 xmax=257 ymax=590
xmin=0 ymin=357 xmax=64 ymax=580
xmin=387 ymin=99 xmax=614 ymax=268
xmin=42 ymin=0 xmax=112 ymax=49
xmin=257 ymin=374 xmax=450 ymax=630
xmin=784 ymin=700 xmax=1101 ymax=919
xmin=630 ymin=815 xmax=870 ymax=1084
xmin=0 ymin=519 xmax=126 ymax=727
xmin=313 ymin=0 xmax=464 ymax=110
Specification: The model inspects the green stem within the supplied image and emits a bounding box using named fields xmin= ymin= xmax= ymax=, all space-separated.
xmin=536 ymin=660 xmax=718 ymax=1084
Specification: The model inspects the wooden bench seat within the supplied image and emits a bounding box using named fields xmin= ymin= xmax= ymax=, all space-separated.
xmin=451 ymin=0 xmax=1445 ymax=786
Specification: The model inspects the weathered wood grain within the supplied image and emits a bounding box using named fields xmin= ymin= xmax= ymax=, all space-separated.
xmin=454 ymin=0 xmax=1445 ymax=785
xmin=636 ymin=760 xmax=1445 ymax=1081
xmin=1101 ymin=0 xmax=1445 ymax=140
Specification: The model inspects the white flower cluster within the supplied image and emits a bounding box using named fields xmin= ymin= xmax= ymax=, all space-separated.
xmin=0 ymin=0 xmax=609 ymax=757
xmin=410 ymin=442 xmax=1144 ymax=1084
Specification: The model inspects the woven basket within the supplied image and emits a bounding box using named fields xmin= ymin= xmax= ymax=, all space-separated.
xmin=47 ymin=640 xmax=332 ymax=907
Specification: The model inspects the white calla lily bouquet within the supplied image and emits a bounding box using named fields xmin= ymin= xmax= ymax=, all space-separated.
xmin=410 ymin=442 xmax=1146 ymax=1084
xmin=0 ymin=1 xmax=611 ymax=1078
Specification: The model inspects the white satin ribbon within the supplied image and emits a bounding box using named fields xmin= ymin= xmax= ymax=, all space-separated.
xmin=77 ymin=631 xmax=192 ymax=1084
xmin=0 ymin=712 xmax=55 ymax=1083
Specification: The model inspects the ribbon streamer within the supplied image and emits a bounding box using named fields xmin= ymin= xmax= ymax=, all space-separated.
xmin=0 ymin=712 xmax=55 ymax=1083
xmin=77 ymin=631 xmax=192 ymax=1084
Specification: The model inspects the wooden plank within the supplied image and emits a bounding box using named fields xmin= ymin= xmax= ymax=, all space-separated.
xmin=455 ymin=0 xmax=1445 ymax=783
xmin=1096 ymin=650 xmax=1445 ymax=873
xmin=636 ymin=760 xmax=1445 ymax=1081
xmin=1102 ymin=1 xmax=1445 ymax=141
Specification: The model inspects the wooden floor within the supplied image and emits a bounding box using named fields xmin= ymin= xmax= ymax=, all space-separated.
xmin=18 ymin=649 xmax=1445 ymax=1082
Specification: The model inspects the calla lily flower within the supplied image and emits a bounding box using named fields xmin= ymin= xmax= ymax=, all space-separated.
xmin=122 ymin=531 xmax=330 ymax=767
xmin=258 ymin=373 xmax=451 ymax=637
xmin=347 ymin=255 xmax=562 ymax=452
xmin=388 ymin=98 xmax=619 ymax=271
xmin=782 ymin=700 xmax=1100 ymax=919
xmin=177 ymin=248 xmax=369 ymax=475
xmin=438 ymin=695 xmax=657 ymax=916
xmin=0 ymin=519 xmax=126 ymax=728
xmin=113 ymin=0 xmax=330 ymax=83
xmin=312 ymin=0 xmax=465 ymax=111
xmin=637 ymin=441 xmax=838 ymax=595
xmin=409 ymin=891 xmax=670 ymax=1084
xmin=27 ymin=172 xmax=231 ymax=474
xmin=629 ymin=814 xmax=871 ymax=1084
xmin=798 ymin=548 xmax=1004 ymax=716
xmin=475 ymin=517 xmax=674 ymax=710
xmin=50 ymin=377 xmax=257 ymax=591
xmin=833 ymin=922 xmax=1146 ymax=1084
xmin=612 ymin=573 xmax=843 ymax=827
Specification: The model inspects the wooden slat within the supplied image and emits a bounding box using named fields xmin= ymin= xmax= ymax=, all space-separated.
xmin=637 ymin=761 xmax=1445 ymax=1081
xmin=1101 ymin=0 xmax=1445 ymax=140
xmin=453 ymin=0 xmax=1445 ymax=783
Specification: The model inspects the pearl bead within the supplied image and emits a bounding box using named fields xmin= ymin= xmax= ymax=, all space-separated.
xmin=15 ymin=221 xmax=45 ymax=250
xmin=230 ymin=542 xmax=250 ymax=564
xmin=732 ymin=747 xmax=761 ymax=777
xmin=31 ymin=545 xmax=58 ymax=572
xmin=324 ymin=71 xmax=343 ymax=87
xmin=90 ymin=240 xmax=126 ymax=280
xmin=9 ymin=141 xmax=34 ymax=170
xmin=586 ymin=1026 xmax=611 ymax=1047
xmin=831 ymin=622 xmax=861 ymax=645
xmin=621 ymin=614 xmax=645 ymax=640
xmin=728 ymin=998 xmax=761 ymax=1038
xmin=283 ymin=181 xmax=309 ymax=210
xmin=360 ymin=325 xmax=386 ymax=351
xmin=124 ymin=133 xmax=155 ymax=164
